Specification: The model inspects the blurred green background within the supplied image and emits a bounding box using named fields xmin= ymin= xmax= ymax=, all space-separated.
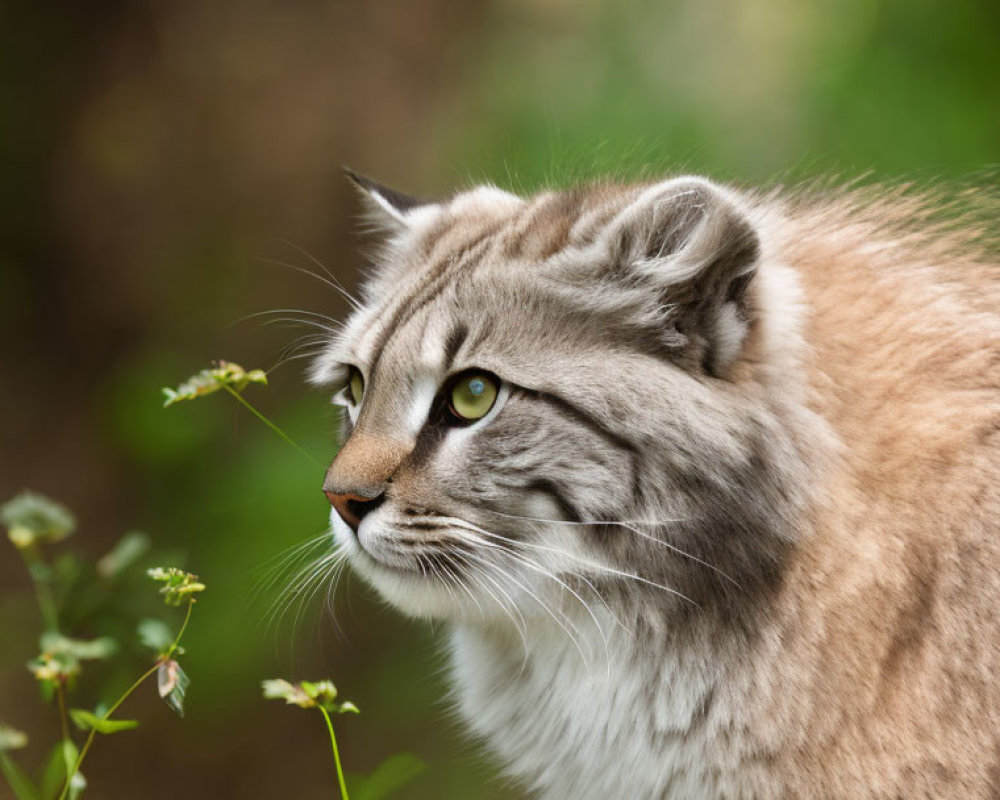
xmin=1 ymin=0 xmax=997 ymax=797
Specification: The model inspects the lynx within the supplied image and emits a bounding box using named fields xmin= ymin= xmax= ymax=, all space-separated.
xmin=310 ymin=169 xmax=1000 ymax=798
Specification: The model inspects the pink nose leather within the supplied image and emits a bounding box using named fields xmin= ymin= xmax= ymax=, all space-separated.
xmin=326 ymin=490 xmax=372 ymax=531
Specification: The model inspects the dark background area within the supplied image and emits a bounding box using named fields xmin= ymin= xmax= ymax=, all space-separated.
xmin=1 ymin=1 xmax=998 ymax=797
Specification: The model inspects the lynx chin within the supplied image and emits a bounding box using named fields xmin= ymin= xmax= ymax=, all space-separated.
xmin=310 ymin=168 xmax=1000 ymax=799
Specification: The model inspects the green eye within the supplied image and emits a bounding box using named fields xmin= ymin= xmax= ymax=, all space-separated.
xmin=449 ymin=373 xmax=499 ymax=421
xmin=348 ymin=368 xmax=364 ymax=405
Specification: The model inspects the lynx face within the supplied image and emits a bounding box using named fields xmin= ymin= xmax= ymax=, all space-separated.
xmin=311 ymin=173 xmax=804 ymax=625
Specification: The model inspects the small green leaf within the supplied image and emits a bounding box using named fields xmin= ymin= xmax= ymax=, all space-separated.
xmin=96 ymin=531 xmax=151 ymax=579
xmin=39 ymin=633 xmax=118 ymax=662
xmin=38 ymin=739 xmax=78 ymax=799
xmin=0 ymin=724 xmax=27 ymax=751
xmin=351 ymin=753 xmax=427 ymax=800
xmin=147 ymin=567 xmax=205 ymax=606
xmin=262 ymin=678 xmax=351 ymax=711
xmin=162 ymin=361 xmax=268 ymax=407
xmin=337 ymin=701 xmax=360 ymax=715
xmin=0 ymin=749 xmax=40 ymax=800
xmin=157 ymin=660 xmax=189 ymax=717
xmin=69 ymin=709 xmax=138 ymax=735
xmin=136 ymin=619 xmax=174 ymax=653
xmin=261 ymin=678 xmax=312 ymax=708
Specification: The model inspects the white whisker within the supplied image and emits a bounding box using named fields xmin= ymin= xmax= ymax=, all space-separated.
xmin=483 ymin=508 xmax=740 ymax=589
xmin=461 ymin=548 xmax=594 ymax=665
xmin=454 ymin=518 xmax=699 ymax=608
xmin=254 ymin=256 xmax=362 ymax=311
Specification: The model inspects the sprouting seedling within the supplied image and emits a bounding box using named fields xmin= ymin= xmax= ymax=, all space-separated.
xmin=147 ymin=566 xmax=206 ymax=606
xmin=52 ymin=567 xmax=204 ymax=800
xmin=1 ymin=490 xmax=208 ymax=800
xmin=161 ymin=360 xmax=268 ymax=406
xmin=162 ymin=360 xmax=322 ymax=467
xmin=262 ymin=679 xmax=359 ymax=800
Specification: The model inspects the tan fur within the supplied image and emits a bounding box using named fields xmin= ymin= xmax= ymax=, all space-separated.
xmin=324 ymin=432 xmax=411 ymax=497
xmin=738 ymin=188 xmax=1000 ymax=796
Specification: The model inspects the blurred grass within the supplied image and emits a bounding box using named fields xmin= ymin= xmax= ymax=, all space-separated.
xmin=1 ymin=0 xmax=998 ymax=797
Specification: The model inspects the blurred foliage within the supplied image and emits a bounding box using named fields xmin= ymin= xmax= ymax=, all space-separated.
xmin=1 ymin=0 xmax=998 ymax=797
xmin=1 ymin=491 xmax=205 ymax=800
xmin=439 ymin=0 xmax=1000 ymax=188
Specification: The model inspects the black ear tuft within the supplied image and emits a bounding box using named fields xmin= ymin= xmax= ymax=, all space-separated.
xmin=342 ymin=166 xmax=426 ymax=216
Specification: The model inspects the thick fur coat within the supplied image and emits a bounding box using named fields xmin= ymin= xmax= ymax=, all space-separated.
xmin=311 ymin=172 xmax=1000 ymax=798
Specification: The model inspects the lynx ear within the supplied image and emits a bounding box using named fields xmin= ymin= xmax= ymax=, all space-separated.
xmin=343 ymin=167 xmax=434 ymax=232
xmin=603 ymin=176 xmax=761 ymax=375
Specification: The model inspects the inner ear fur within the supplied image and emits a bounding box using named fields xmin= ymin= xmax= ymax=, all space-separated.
xmin=604 ymin=177 xmax=762 ymax=375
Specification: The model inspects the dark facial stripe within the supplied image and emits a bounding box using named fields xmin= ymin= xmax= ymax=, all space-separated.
xmin=520 ymin=387 xmax=639 ymax=458
xmin=403 ymin=419 xmax=449 ymax=470
xmin=397 ymin=521 xmax=446 ymax=533
xmin=502 ymin=190 xmax=586 ymax=260
xmin=443 ymin=323 xmax=469 ymax=373
xmin=367 ymin=225 xmax=501 ymax=381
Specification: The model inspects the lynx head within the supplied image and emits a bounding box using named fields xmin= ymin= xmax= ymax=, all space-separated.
xmin=310 ymin=171 xmax=805 ymax=626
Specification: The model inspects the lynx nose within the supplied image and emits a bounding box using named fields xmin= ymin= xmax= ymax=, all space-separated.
xmin=325 ymin=490 xmax=385 ymax=532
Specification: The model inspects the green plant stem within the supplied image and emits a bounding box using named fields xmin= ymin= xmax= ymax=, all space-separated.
xmin=223 ymin=385 xmax=323 ymax=467
xmin=56 ymin=681 xmax=75 ymax=779
xmin=57 ymin=661 xmax=159 ymax=800
xmin=318 ymin=706 xmax=350 ymax=800
xmin=20 ymin=545 xmax=59 ymax=633
xmin=167 ymin=600 xmax=194 ymax=658
xmin=56 ymin=681 xmax=70 ymax=740
xmin=57 ymin=600 xmax=195 ymax=800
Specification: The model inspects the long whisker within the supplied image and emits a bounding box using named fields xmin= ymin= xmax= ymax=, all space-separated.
xmin=448 ymin=520 xmax=632 ymax=639
xmin=455 ymin=518 xmax=699 ymax=608
xmin=238 ymin=308 xmax=345 ymax=327
xmin=254 ymin=316 xmax=343 ymax=336
xmin=278 ymin=239 xmax=363 ymax=310
xmin=323 ymin=552 xmax=352 ymax=636
xmin=291 ymin=546 xmax=350 ymax=640
xmin=482 ymin=508 xmax=740 ymax=589
xmin=254 ymin=256 xmax=362 ymax=312
xmin=247 ymin=531 xmax=332 ymax=604
xmin=271 ymin=345 xmax=334 ymax=373
xmin=274 ymin=333 xmax=331 ymax=367
xmin=265 ymin=553 xmax=333 ymax=632
xmin=451 ymin=550 xmax=530 ymax=657
xmin=265 ymin=547 xmax=345 ymax=635
xmin=461 ymin=548 xmax=593 ymax=665
xmin=502 ymin=547 xmax=612 ymax=655
xmin=450 ymin=525 xmax=611 ymax=651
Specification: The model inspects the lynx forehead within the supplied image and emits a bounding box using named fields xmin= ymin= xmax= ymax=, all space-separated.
xmin=312 ymin=170 xmax=1000 ymax=798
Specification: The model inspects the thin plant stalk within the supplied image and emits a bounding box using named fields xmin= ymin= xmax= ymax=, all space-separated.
xmin=318 ymin=705 xmax=350 ymax=800
xmin=222 ymin=385 xmax=322 ymax=467
xmin=57 ymin=600 xmax=195 ymax=800
xmin=19 ymin=545 xmax=59 ymax=633
xmin=56 ymin=682 xmax=74 ymax=781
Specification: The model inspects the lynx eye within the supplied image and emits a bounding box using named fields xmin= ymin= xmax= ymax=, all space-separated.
xmin=449 ymin=373 xmax=498 ymax=421
xmin=347 ymin=367 xmax=364 ymax=406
